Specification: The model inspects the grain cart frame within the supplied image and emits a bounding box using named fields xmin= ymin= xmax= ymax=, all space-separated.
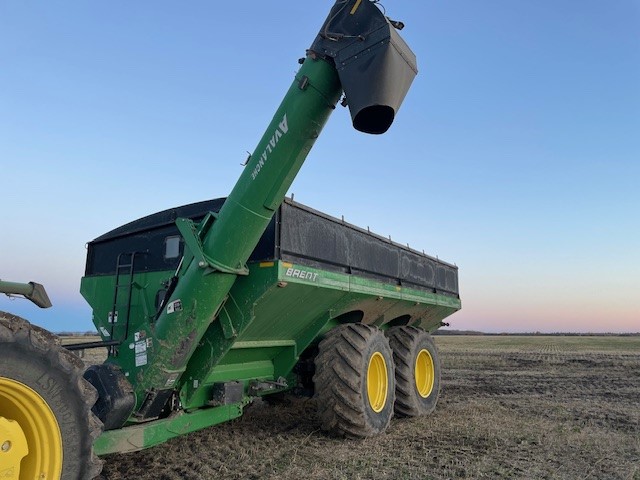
xmin=0 ymin=2 xmax=461 ymax=479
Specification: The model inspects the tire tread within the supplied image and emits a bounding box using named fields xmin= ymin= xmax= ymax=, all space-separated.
xmin=0 ymin=311 xmax=104 ymax=479
xmin=313 ymin=324 xmax=395 ymax=438
xmin=387 ymin=326 xmax=440 ymax=417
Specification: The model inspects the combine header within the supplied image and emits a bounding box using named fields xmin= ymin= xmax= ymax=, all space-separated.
xmin=0 ymin=2 xmax=460 ymax=478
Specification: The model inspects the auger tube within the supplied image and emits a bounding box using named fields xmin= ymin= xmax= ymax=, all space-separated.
xmin=129 ymin=56 xmax=343 ymax=411
xmin=0 ymin=280 xmax=52 ymax=308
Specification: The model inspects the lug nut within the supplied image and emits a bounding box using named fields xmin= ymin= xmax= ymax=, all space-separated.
xmin=1 ymin=440 xmax=11 ymax=452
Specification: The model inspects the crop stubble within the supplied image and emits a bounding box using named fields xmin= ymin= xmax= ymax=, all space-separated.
xmin=90 ymin=336 xmax=639 ymax=479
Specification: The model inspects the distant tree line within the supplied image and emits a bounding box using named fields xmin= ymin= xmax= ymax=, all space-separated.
xmin=57 ymin=331 xmax=100 ymax=337
xmin=433 ymin=330 xmax=639 ymax=337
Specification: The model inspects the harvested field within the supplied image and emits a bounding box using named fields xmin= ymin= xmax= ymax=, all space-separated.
xmin=67 ymin=335 xmax=640 ymax=479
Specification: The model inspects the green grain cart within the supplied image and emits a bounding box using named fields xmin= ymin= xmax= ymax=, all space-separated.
xmin=0 ymin=2 xmax=460 ymax=478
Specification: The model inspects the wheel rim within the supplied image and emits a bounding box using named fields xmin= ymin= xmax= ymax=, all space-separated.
xmin=0 ymin=376 xmax=63 ymax=479
xmin=367 ymin=352 xmax=388 ymax=413
xmin=415 ymin=349 xmax=435 ymax=398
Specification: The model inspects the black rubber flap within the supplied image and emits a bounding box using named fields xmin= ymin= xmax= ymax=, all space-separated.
xmin=310 ymin=0 xmax=418 ymax=134
xmin=84 ymin=364 xmax=135 ymax=430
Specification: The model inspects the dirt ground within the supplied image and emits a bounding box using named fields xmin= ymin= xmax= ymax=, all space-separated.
xmin=75 ymin=335 xmax=639 ymax=480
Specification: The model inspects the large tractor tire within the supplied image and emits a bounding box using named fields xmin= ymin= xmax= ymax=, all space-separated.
xmin=0 ymin=312 xmax=103 ymax=479
xmin=387 ymin=326 xmax=441 ymax=417
xmin=313 ymin=324 xmax=395 ymax=438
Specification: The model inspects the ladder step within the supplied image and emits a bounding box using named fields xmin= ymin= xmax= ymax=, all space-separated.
xmin=110 ymin=251 xmax=146 ymax=350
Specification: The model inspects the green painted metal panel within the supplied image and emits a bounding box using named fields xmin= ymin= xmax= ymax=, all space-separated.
xmin=231 ymin=340 xmax=297 ymax=349
xmin=179 ymin=260 xmax=459 ymax=410
xmin=203 ymin=360 xmax=274 ymax=383
xmin=93 ymin=403 xmax=244 ymax=455
xmin=82 ymin=254 xmax=459 ymax=413
xmin=80 ymin=271 xmax=163 ymax=348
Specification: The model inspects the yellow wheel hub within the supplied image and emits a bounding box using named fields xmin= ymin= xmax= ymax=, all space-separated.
xmin=0 ymin=416 xmax=29 ymax=479
xmin=366 ymin=352 xmax=388 ymax=413
xmin=0 ymin=377 xmax=63 ymax=479
xmin=415 ymin=349 xmax=435 ymax=398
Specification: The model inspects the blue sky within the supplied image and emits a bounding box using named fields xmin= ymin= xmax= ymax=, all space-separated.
xmin=1 ymin=1 xmax=638 ymax=333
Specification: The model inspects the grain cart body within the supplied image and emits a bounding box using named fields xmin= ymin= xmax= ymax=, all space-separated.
xmin=81 ymin=198 xmax=460 ymax=450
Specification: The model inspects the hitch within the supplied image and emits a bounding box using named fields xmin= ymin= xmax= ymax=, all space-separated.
xmin=248 ymin=377 xmax=288 ymax=396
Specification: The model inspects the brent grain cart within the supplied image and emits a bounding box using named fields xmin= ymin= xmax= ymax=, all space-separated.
xmin=0 ymin=2 xmax=461 ymax=478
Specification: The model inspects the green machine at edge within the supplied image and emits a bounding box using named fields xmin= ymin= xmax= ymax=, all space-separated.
xmin=75 ymin=0 xmax=461 ymax=454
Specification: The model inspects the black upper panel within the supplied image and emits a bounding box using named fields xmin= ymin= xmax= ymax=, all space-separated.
xmin=277 ymin=201 xmax=458 ymax=295
xmin=85 ymin=198 xmax=458 ymax=297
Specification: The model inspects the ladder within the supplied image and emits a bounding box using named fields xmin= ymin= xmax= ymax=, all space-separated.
xmin=109 ymin=252 xmax=142 ymax=354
